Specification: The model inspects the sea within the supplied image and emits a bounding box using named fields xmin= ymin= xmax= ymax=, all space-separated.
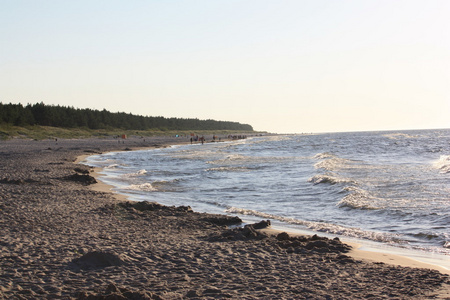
xmin=84 ymin=129 xmax=450 ymax=267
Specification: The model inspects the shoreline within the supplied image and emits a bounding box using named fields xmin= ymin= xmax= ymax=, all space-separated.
xmin=1 ymin=136 xmax=449 ymax=299
xmin=265 ymin=223 xmax=450 ymax=275
xmin=79 ymin=146 xmax=450 ymax=276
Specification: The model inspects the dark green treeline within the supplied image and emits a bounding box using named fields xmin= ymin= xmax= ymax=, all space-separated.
xmin=0 ymin=102 xmax=253 ymax=131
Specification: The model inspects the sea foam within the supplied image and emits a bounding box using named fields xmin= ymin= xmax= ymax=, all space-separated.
xmin=308 ymin=174 xmax=354 ymax=185
xmin=123 ymin=169 xmax=148 ymax=177
xmin=104 ymin=164 xmax=120 ymax=169
xmin=313 ymin=152 xmax=351 ymax=171
xmin=433 ymin=155 xmax=450 ymax=173
xmin=225 ymin=207 xmax=403 ymax=244
xmin=126 ymin=183 xmax=156 ymax=191
xmin=337 ymin=187 xmax=380 ymax=210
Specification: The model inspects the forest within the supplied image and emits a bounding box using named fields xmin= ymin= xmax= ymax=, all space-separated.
xmin=0 ymin=102 xmax=253 ymax=132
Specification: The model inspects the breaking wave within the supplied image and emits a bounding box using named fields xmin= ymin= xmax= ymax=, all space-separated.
xmin=308 ymin=174 xmax=354 ymax=185
xmin=123 ymin=169 xmax=148 ymax=177
xmin=125 ymin=179 xmax=180 ymax=192
xmin=225 ymin=207 xmax=404 ymax=244
xmin=126 ymin=183 xmax=156 ymax=192
xmin=104 ymin=164 xmax=120 ymax=169
xmin=313 ymin=152 xmax=351 ymax=171
xmin=313 ymin=152 xmax=335 ymax=159
xmin=337 ymin=187 xmax=380 ymax=210
xmin=433 ymin=155 xmax=450 ymax=173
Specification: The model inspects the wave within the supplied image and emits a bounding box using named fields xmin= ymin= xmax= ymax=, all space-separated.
xmin=313 ymin=152 xmax=335 ymax=159
xmin=262 ymin=135 xmax=292 ymax=143
xmin=126 ymin=183 xmax=156 ymax=191
xmin=124 ymin=179 xmax=180 ymax=192
xmin=222 ymin=154 xmax=247 ymax=161
xmin=225 ymin=207 xmax=404 ymax=244
xmin=433 ymin=155 xmax=450 ymax=173
xmin=207 ymin=154 xmax=291 ymax=166
xmin=168 ymin=151 xmax=218 ymax=161
xmin=313 ymin=152 xmax=351 ymax=171
xmin=412 ymin=232 xmax=440 ymax=240
xmin=410 ymin=232 xmax=450 ymax=252
xmin=308 ymin=174 xmax=354 ymax=185
xmin=206 ymin=166 xmax=250 ymax=172
xmin=104 ymin=164 xmax=120 ymax=169
xmin=122 ymin=169 xmax=148 ymax=177
xmin=383 ymin=133 xmax=419 ymax=140
xmin=337 ymin=187 xmax=380 ymax=210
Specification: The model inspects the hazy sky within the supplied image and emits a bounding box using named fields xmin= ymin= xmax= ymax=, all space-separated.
xmin=1 ymin=1 xmax=449 ymax=133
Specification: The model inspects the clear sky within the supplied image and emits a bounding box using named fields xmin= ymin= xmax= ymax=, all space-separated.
xmin=1 ymin=1 xmax=449 ymax=133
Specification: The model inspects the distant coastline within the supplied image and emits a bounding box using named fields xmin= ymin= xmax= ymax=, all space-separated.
xmin=0 ymin=102 xmax=255 ymax=139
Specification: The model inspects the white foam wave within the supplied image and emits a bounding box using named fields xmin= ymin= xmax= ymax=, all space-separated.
xmin=308 ymin=174 xmax=354 ymax=185
xmin=313 ymin=152 xmax=335 ymax=159
xmin=125 ymin=179 xmax=181 ymax=192
xmin=226 ymin=207 xmax=279 ymax=220
xmin=122 ymin=169 xmax=148 ymax=177
xmin=225 ymin=207 xmax=403 ymax=244
xmin=433 ymin=155 xmax=450 ymax=173
xmin=337 ymin=187 xmax=380 ymax=210
xmin=314 ymin=157 xmax=350 ymax=171
xmin=126 ymin=183 xmax=156 ymax=191
xmin=313 ymin=152 xmax=351 ymax=171
xmin=104 ymin=164 xmax=120 ymax=169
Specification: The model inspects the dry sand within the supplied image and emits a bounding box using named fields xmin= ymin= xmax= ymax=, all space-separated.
xmin=0 ymin=136 xmax=449 ymax=299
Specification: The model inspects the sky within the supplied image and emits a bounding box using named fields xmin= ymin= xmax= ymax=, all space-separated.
xmin=1 ymin=1 xmax=449 ymax=133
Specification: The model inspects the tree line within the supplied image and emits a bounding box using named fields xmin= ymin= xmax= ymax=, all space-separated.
xmin=0 ymin=102 xmax=253 ymax=131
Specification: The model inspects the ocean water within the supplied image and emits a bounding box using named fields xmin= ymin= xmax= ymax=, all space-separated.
xmin=85 ymin=129 xmax=450 ymax=257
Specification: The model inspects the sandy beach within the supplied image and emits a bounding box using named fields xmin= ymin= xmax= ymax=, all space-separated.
xmin=1 ymin=136 xmax=449 ymax=299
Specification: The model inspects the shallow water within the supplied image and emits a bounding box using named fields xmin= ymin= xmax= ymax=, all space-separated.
xmin=85 ymin=129 xmax=450 ymax=256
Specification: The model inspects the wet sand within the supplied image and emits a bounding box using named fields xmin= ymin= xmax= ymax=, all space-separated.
xmin=0 ymin=136 xmax=449 ymax=299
